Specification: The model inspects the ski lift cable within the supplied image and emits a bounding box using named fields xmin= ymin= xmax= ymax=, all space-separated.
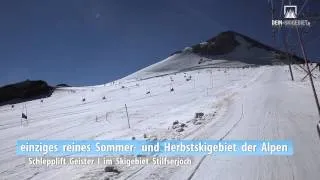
xmin=285 ymin=24 xmax=319 ymax=52
xmin=279 ymin=0 xmax=284 ymax=18
xmin=296 ymin=26 xmax=320 ymax=116
xmin=298 ymin=0 xmax=309 ymax=15
xmin=268 ymin=0 xmax=275 ymax=17
xmin=296 ymin=23 xmax=320 ymax=136
xmin=269 ymin=0 xmax=278 ymax=43
xmin=269 ymin=0 xmax=274 ymax=10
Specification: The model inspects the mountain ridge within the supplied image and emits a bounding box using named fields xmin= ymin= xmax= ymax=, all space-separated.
xmin=172 ymin=31 xmax=304 ymax=63
xmin=0 ymin=80 xmax=56 ymax=106
xmin=125 ymin=30 xmax=306 ymax=80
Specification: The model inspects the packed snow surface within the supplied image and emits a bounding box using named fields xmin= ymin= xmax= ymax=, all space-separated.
xmin=1 ymin=64 xmax=320 ymax=180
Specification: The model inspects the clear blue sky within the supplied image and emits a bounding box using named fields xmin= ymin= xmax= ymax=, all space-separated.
xmin=0 ymin=0 xmax=319 ymax=86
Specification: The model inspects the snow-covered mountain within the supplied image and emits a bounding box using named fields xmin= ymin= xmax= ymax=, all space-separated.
xmin=1 ymin=31 xmax=320 ymax=180
xmin=126 ymin=31 xmax=303 ymax=80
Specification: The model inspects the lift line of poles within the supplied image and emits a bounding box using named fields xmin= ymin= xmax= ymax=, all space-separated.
xmin=269 ymin=0 xmax=320 ymax=137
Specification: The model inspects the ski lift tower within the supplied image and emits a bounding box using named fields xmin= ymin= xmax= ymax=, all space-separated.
xmin=270 ymin=0 xmax=320 ymax=136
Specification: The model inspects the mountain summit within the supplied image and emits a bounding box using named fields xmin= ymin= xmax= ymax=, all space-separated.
xmin=126 ymin=31 xmax=304 ymax=80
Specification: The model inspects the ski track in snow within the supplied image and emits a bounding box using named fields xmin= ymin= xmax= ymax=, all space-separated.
xmin=1 ymin=65 xmax=320 ymax=179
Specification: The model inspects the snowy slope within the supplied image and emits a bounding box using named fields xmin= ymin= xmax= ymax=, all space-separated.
xmin=1 ymin=64 xmax=320 ymax=180
xmin=0 ymin=66 xmax=262 ymax=179
xmin=1 ymin=31 xmax=319 ymax=180
xmin=118 ymin=65 xmax=320 ymax=180
xmin=124 ymin=52 xmax=249 ymax=80
xmin=124 ymin=31 xmax=302 ymax=80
